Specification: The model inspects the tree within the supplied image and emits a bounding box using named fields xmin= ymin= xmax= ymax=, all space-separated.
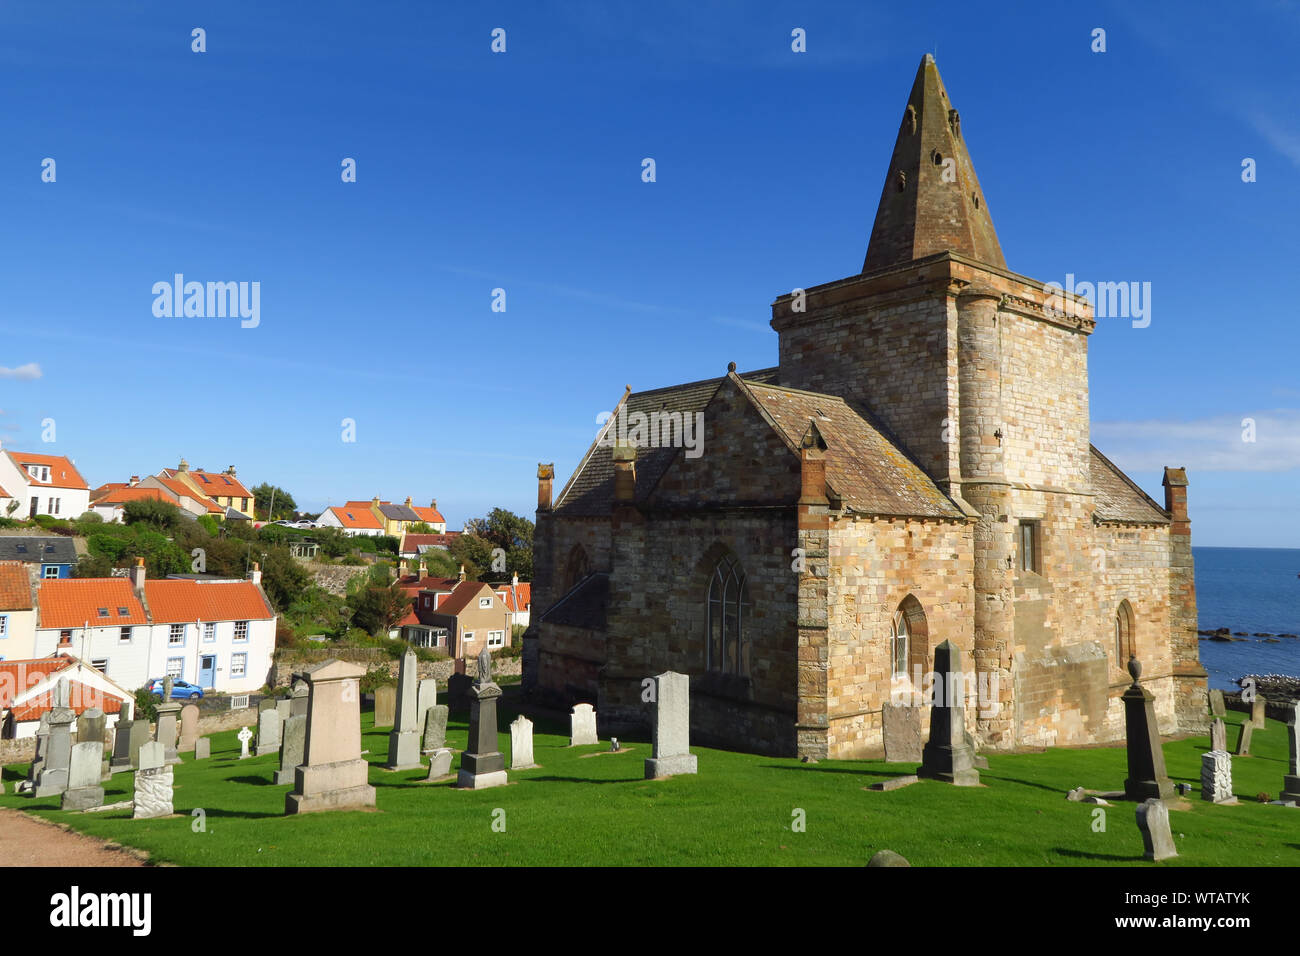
xmin=123 ymin=498 xmax=184 ymax=530
xmin=252 ymin=483 xmax=297 ymax=521
xmin=423 ymin=549 xmax=459 ymax=578
xmin=407 ymin=521 xmax=434 ymax=534
xmin=458 ymin=508 xmax=534 ymax=581
xmin=350 ymin=583 xmax=412 ymax=636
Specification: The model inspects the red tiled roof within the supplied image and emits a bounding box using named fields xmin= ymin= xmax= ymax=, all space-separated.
xmin=0 ymin=658 xmax=72 ymax=708
xmin=37 ymin=579 xmax=148 ymax=629
xmin=401 ymin=533 xmax=459 ymax=552
xmin=10 ymin=678 xmax=127 ymax=721
xmin=155 ymin=475 xmax=224 ymax=512
xmin=327 ymin=505 xmax=382 ymax=530
xmin=144 ymin=579 xmax=273 ymax=623
xmin=5 ymin=451 xmax=89 ymax=490
xmin=0 ymin=561 xmax=32 ymax=610
xmin=187 ymin=470 xmax=254 ymax=500
xmin=494 ymin=582 xmax=531 ymax=613
xmin=91 ymin=482 xmax=130 ymax=503
xmin=411 ymin=506 xmax=446 ymax=525
xmin=396 ymin=575 xmax=459 ymax=599
xmin=95 ymin=487 xmax=170 ymax=506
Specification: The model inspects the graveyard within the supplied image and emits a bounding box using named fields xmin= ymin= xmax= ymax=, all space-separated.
xmin=1 ymin=696 xmax=1295 ymax=867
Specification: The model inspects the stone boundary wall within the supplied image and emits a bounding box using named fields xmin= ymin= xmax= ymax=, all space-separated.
xmin=1224 ymin=693 xmax=1297 ymax=722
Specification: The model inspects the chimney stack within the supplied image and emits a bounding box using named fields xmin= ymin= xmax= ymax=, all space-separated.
xmin=537 ymin=464 xmax=555 ymax=511
xmin=458 ymin=564 xmax=466 ymax=584
xmin=129 ymin=475 xmax=139 ymax=487
xmin=129 ymin=556 xmax=146 ymax=591
xmin=248 ymin=561 xmax=263 ymax=586
xmin=612 ymin=444 xmax=637 ymax=503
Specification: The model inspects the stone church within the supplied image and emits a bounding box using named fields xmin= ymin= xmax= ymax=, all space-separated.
xmin=523 ymin=55 xmax=1206 ymax=758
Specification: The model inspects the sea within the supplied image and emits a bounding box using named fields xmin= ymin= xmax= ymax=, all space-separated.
xmin=1192 ymin=547 xmax=1300 ymax=691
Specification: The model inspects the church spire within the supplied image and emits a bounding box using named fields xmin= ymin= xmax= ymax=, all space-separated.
xmin=862 ymin=55 xmax=1006 ymax=273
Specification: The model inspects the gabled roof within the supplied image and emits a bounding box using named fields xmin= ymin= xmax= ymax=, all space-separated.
xmin=154 ymin=475 xmax=224 ymax=512
xmin=0 ymin=657 xmax=73 ymax=708
xmin=494 ymin=581 xmax=531 ymax=613
xmin=5 ymin=451 xmax=89 ymax=490
xmin=187 ymin=470 xmax=254 ymax=500
xmin=325 ymin=505 xmax=383 ymax=530
xmin=0 ymin=657 xmax=132 ymax=720
xmin=412 ymin=506 xmax=445 ymax=525
xmin=37 ymin=579 xmax=148 ymax=629
xmin=554 ymin=367 xmax=780 ymax=515
xmin=428 ymin=580 xmax=495 ymax=618
xmin=0 ymin=537 xmax=77 ymax=566
xmin=0 ymin=561 xmax=32 ymax=610
xmin=400 ymin=532 xmax=459 ymax=552
xmin=378 ymin=502 xmax=421 ymax=522
xmin=1091 ymin=446 xmax=1170 ymax=524
xmin=144 ymin=579 xmax=273 ymax=623
xmin=93 ymin=486 xmax=170 ymax=507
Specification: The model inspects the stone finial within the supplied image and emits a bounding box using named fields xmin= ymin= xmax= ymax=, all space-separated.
xmin=1127 ymin=656 xmax=1141 ymax=686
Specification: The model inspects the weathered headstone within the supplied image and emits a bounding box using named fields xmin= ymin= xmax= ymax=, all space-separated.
xmin=108 ymin=700 xmax=135 ymax=773
xmin=256 ymin=708 xmax=283 ymax=757
xmin=423 ymin=702 xmax=449 ymax=752
xmin=386 ymin=649 xmax=422 ymax=770
xmin=286 ymin=659 xmax=376 ymax=814
xmin=1281 ymin=703 xmax=1300 ymax=803
xmin=416 ymin=678 xmax=438 ymax=730
xmin=917 ymin=641 xmax=979 ymax=786
xmin=127 ymin=718 xmax=151 ymax=770
xmin=194 ymin=737 xmax=211 ymax=760
xmin=154 ymin=699 xmax=182 ymax=765
xmin=237 ymin=726 xmax=253 ymax=759
xmin=882 ymin=703 xmax=923 ymax=763
xmin=133 ymin=741 xmax=173 ymax=819
xmin=1235 ymin=721 xmax=1253 ymax=756
xmin=1251 ymin=694 xmax=1267 ymax=729
xmin=77 ymin=707 xmax=106 ymax=745
xmin=426 ymin=748 xmax=453 ymax=781
xmin=27 ymin=712 xmax=52 ymax=784
xmin=1121 ymin=658 xmax=1175 ymax=802
xmin=258 ymin=697 xmax=277 ymax=714
xmin=373 ymin=684 xmax=396 ymax=728
xmin=178 ymin=703 xmax=200 ymax=753
xmin=1200 ymin=750 xmax=1236 ymax=804
xmin=456 ymin=655 xmax=507 ymax=789
xmin=34 ymin=685 xmax=76 ymax=797
xmin=274 ymin=714 xmax=306 ymax=785
xmin=1208 ymin=689 xmax=1226 ymax=717
xmin=1210 ymin=717 xmax=1226 ymax=754
xmin=62 ymin=741 xmax=105 ymax=810
xmin=275 ymin=698 xmax=291 ymax=722
xmin=570 ymin=703 xmax=598 ymax=747
xmin=645 ymin=671 xmax=697 ymax=779
xmin=290 ymin=678 xmax=309 ymax=718
xmin=510 ymin=715 xmax=536 ymax=770
xmin=1135 ymin=798 xmax=1177 ymax=861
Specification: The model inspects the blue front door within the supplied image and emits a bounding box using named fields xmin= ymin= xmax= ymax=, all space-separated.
xmin=199 ymin=655 xmax=216 ymax=689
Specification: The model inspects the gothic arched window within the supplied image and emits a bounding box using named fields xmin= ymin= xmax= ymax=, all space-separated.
xmin=891 ymin=610 xmax=909 ymax=677
xmin=707 ymin=552 xmax=750 ymax=676
xmin=563 ymin=544 xmax=591 ymax=593
xmin=1115 ymin=600 xmax=1135 ymax=663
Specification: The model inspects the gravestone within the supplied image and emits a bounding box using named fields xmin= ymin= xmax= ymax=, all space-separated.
xmin=237 ymin=726 xmax=253 ymax=759
xmin=34 ymin=682 xmax=76 ymax=797
xmin=286 ymin=659 xmax=376 ymax=814
xmin=510 ymin=715 xmax=536 ymax=770
xmin=1200 ymin=750 xmax=1235 ymax=804
xmin=77 ymin=708 xmax=106 ymax=745
xmin=447 ymin=659 xmax=472 ymax=713
xmin=1281 ymin=703 xmax=1300 ymax=802
xmin=917 ymin=641 xmax=979 ymax=786
xmin=386 ymin=649 xmax=422 ymax=770
xmin=62 ymin=741 xmax=105 ymax=810
xmin=1251 ymin=695 xmax=1267 ymax=729
xmin=290 ymin=678 xmax=309 ymax=718
xmin=1135 ymin=798 xmax=1177 ymax=861
xmin=154 ymin=699 xmax=182 ymax=765
xmin=133 ymin=741 xmax=173 ymax=820
xmin=1121 ymin=658 xmax=1175 ymax=802
xmin=373 ymin=685 xmax=397 ymax=728
xmin=27 ymin=712 xmax=52 ymax=784
xmin=1208 ymin=689 xmax=1226 ymax=717
xmin=258 ymin=697 xmax=277 ymax=714
xmin=644 ymin=671 xmax=697 ymax=779
xmin=178 ymin=704 xmax=200 ymax=753
xmin=416 ymin=678 xmax=438 ymax=729
xmin=274 ymin=714 xmax=306 ymax=785
xmin=866 ymin=849 xmax=911 ymax=867
xmin=108 ymin=701 xmax=134 ymax=773
xmin=276 ymin=698 xmax=291 ymax=722
xmin=127 ymin=719 xmax=152 ymax=770
xmin=1235 ymin=721 xmax=1253 ymax=756
xmin=882 ymin=703 xmax=923 ymax=763
xmin=1210 ymin=717 xmax=1226 ymax=754
xmin=194 ymin=737 xmax=211 ymax=760
xmin=457 ymin=650 xmax=507 ymax=789
xmin=256 ymin=708 xmax=283 ymax=757
xmin=570 ymin=703 xmax=598 ymax=747
xmin=426 ymin=748 xmax=453 ymax=781
xmin=423 ymin=701 xmax=449 ymax=752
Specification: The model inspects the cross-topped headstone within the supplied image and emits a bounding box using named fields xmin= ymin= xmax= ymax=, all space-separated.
xmin=237 ymin=725 xmax=253 ymax=759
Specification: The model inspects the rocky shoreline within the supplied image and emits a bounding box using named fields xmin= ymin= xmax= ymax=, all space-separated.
xmin=1235 ymin=673 xmax=1300 ymax=702
xmin=1198 ymin=626 xmax=1299 ymax=644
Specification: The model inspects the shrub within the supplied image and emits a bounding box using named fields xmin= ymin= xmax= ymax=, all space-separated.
xmin=359 ymin=667 xmax=396 ymax=695
xmin=134 ymin=686 xmax=159 ymax=723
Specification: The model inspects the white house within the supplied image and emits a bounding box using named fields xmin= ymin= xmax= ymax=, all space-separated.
xmin=316 ymin=504 xmax=384 ymax=536
xmin=0 ymin=560 xmax=37 ymax=660
xmin=33 ymin=560 xmax=277 ymax=694
xmin=0 ymin=655 xmax=134 ymax=740
xmin=0 ymin=446 xmax=92 ymax=520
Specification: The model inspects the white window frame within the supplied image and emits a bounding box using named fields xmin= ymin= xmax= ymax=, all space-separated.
xmin=43 ymin=565 xmax=60 ymax=578
xmin=487 ymin=630 xmax=505 ymax=648
xmin=203 ymin=622 xmax=216 ymax=642
xmin=169 ymin=623 xmax=185 ymax=646
xmin=166 ymin=657 xmax=184 ymax=679
xmin=0 ymin=615 xmax=7 ymax=637
xmin=119 ymin=626 xmax=131 ymax=643
xmin=92 ymin=658 xmax=108 ymax=675
xmin=478 ymin=597 xmax=493 ymax=609
xmin=230 ymin=653 xmax=247 ymax=678
xmin=463 ymin=631 xmax=474 ymax=646
xmin=234 ymin=620 xmax=249 ymax=642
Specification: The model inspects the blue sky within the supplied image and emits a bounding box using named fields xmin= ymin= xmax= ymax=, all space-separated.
xmin=0 ymin=1 xmax=1296 ymax=546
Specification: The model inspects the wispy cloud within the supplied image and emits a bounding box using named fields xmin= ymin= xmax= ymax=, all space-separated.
xmin=1092 ymin=409 xmax=1300 ymax=472
xmin=0 ymin=363 xmax=41 ymax=381
xmin=1243 ymin=109 xmax=1300 ymax=170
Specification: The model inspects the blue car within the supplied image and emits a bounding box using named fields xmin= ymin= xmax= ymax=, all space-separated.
xmin=147 ymin=678 xmax=204 ymax=700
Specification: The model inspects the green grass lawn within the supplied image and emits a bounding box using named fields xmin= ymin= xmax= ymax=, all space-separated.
xmin=3 ymin=702 xmax=1296 ymax=866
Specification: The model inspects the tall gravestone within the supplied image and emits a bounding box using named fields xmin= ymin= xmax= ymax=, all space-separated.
xmin=1135 ymin=798 xmax=1177 ymax=861
xmin=457 ymin=650 xmax=507 ymax=789
xmin=62 ymin=741 xmax=105 ymax=810
xmin=286 ymin=659 xmax=376 ymax=814
xmin=109 ymin=700 xmax=137 ymax=774
xmin=133 ymin=741 xmax=173 ymax=819
xmin=510 ymin=716 xmax=536 ymax=770
xmin=882 ymin=703 xmax=923 ymax=763
xmin=570 ymin=703 xmax=598 ymax=746
xmin=127 ymin=718 xmax=152 ymax=770
xmin=178 ymin=704 xmax=200 ymax=753
xmin=917 ymin=641 xmax=979 ymax=786
xmin=1209 ymin=717 xmax=1226 ymax=754
xmin=275 ymin=714 xmax=307 ymax=785
xmin=1235 ymin=722 xmax=1253 ymax=756
xmin=155 ymin=697 xmax=182 ymax=766
xmin=373 ymin=685 xmax=397 ymax=728
xmin=1251 ymin=695 xmax=1267 ymax=729
xmin=34 ymin=680 xmax=76 ymax=797
xmin=1121 ymin=658 xmax=1175 ymax=802
xmin=256 ymin=708 xmax=283 ymax=757
xmin=1200 ymin=750 xmax=1235 ymax=804
xmin=1281 ymin=703 xmax=1300 ymax=802
xmin=26 ymin=712 xmax=52 ymax=786
xmin=416 ymin=678 xmax=438 ymax=731
xmin=386 ymin=650 xmax=423 ymax=770
xmin=77 ymin=707 xmax=106 ymax=745
xmin=645 ymin=671 xmax=698 ymax=779
xmin=1208 ymin=689 xmax=1226 ymax=717
xmin=423 ymin=696 xmax=449 ymax=752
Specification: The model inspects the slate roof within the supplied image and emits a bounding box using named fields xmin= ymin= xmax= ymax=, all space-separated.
xmin=378 ymin=502 xmax=421 ymax=522
xmin=0 ymin=537 xmax=77 ymax=566
xmin=1090 ymin=445 xmax=1170 ymax=524
xmin=554 ymin=368 xmax=779 ymax=515
xmin=540 ymin=573 xmax=608 ymax=631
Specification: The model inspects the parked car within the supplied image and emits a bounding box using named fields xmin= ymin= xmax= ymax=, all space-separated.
xmin=146 ymin=678 xmax=204 ymax=700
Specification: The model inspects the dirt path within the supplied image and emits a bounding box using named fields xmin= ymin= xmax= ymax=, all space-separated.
xmin=0 ymin=808 xmax=148 ymax=867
